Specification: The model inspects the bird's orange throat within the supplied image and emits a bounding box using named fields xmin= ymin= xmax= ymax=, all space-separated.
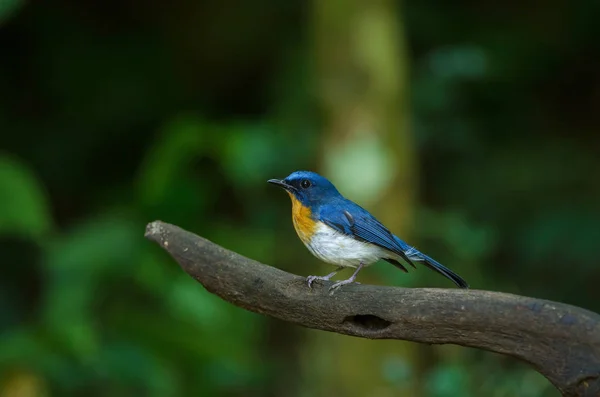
xmin=287 ymin=192 xmax=316 ymax=244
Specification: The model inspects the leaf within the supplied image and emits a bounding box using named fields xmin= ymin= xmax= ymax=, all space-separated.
xmin=426 ymin=364 xmax=471 ymax=397
xmin=94 ymin=343 xmax=179 ymax=396
xmin=136 ymin=115 xmax=209 ymax=208
xmin=41 ymin=214 xmax=142 ymax=359
xmin=0 ymin=0 xmax=23 ymax=24
xmin=518 ymin=208 xmax=600 ymax=268
xmin=220 ymin=123 xmax=283 ymax=187
xmin=0 ymin=154 xmax=52 ymax=239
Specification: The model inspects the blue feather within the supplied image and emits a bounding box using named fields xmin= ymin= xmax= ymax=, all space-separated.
xmin=318 ymin=199 xmax=468 ymax=289
xmin=269 ymin=170 xmax=469 ymax=289
xmin=318 ymin=199 xmax=418 ymax=268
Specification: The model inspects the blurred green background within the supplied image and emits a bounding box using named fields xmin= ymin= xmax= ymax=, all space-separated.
xmin=1 ymin=0 xmax=599 ymax=396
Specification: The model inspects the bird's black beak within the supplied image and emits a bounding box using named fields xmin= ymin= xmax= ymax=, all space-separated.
xmin=268 ymin=179 xmax=295 ymax=192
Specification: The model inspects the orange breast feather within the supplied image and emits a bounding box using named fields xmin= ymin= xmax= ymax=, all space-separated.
xmin=287 ymin=192 xmax=316 ymax=244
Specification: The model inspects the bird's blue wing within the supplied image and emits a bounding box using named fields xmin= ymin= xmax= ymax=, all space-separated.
xmin=317 ymin=200 xmax=468 ymax=288
xmin=318 ymin=201 xmax=417 ymax=269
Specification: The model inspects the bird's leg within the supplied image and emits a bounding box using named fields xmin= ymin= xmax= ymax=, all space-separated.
xmin=306 ymin=267 xmax=344 ymax=288
xmin=328 ymin=262 xmax=364 ymax=293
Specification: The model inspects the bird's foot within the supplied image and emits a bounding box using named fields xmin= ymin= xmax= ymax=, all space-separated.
xmin=327 ymin=262 xmax=364 ymax=294
xmin=306 ymin=271 xmax=337 ymax=288
xmin=328 ymin=277 xmax=358 ymax=293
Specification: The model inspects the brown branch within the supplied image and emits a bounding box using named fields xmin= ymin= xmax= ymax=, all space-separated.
xmin=145 ymin=220 xmax=600 ymax=397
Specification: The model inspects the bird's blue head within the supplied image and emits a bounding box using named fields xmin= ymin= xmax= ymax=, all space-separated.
xmin=268 ymin=171 xmax=341 ymax=208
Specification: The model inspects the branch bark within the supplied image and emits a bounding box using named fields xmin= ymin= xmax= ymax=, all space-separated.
xmin=145 ymin=220 xmax=600 ymax=397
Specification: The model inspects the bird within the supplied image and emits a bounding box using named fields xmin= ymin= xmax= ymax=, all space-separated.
xmin=268 ymin=170 xmax=469 ymax=292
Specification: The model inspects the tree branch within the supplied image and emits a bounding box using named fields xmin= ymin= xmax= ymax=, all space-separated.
xmin=145 ymin=220 xmax=600 ymax=397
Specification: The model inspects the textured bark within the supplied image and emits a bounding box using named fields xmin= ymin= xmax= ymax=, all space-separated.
xmin=145 ymin=220 xmax=600 ymax=397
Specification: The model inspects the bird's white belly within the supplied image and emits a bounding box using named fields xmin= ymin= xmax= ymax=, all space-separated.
xmin=304 ymin=223 xmax=391 ymax=268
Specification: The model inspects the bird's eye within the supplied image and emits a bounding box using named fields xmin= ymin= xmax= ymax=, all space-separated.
xmin=300 ymin=179 xmax=311 ymax=189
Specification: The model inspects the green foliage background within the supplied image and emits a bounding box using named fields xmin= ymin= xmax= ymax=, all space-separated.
xmin=1 ymin=1 xmax=599 ymax=396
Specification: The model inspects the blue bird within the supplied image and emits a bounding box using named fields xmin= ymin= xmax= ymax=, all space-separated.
xmin=268 ymin=171 xmax=469 ymax=291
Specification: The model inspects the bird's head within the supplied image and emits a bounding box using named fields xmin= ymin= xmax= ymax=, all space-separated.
xmin=268 ymin=171 xmax=340 ymax=208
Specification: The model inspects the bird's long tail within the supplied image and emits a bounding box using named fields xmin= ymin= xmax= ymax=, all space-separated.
xmin=397 ymin=239 xmax=469 ymax=289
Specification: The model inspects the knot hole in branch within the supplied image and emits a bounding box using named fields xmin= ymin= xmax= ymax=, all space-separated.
xmin=343 ymin=314 xmax=392 ymax=332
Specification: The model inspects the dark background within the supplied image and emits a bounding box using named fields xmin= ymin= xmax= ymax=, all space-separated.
xmin=1 ymin=0 xmax=599 ymax=396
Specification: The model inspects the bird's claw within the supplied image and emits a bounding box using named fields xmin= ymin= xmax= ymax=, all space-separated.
xmin=306 ymin=270 xmax=340 ymax=288
xmin=328 ymin=278 xmax=358 ymax=294
xmin=306 ymin=275 xmax=328 ymax=288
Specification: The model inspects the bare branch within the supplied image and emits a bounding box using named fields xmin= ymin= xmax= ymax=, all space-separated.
xmin=145 ymin=221 xmax=600 ymax=397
